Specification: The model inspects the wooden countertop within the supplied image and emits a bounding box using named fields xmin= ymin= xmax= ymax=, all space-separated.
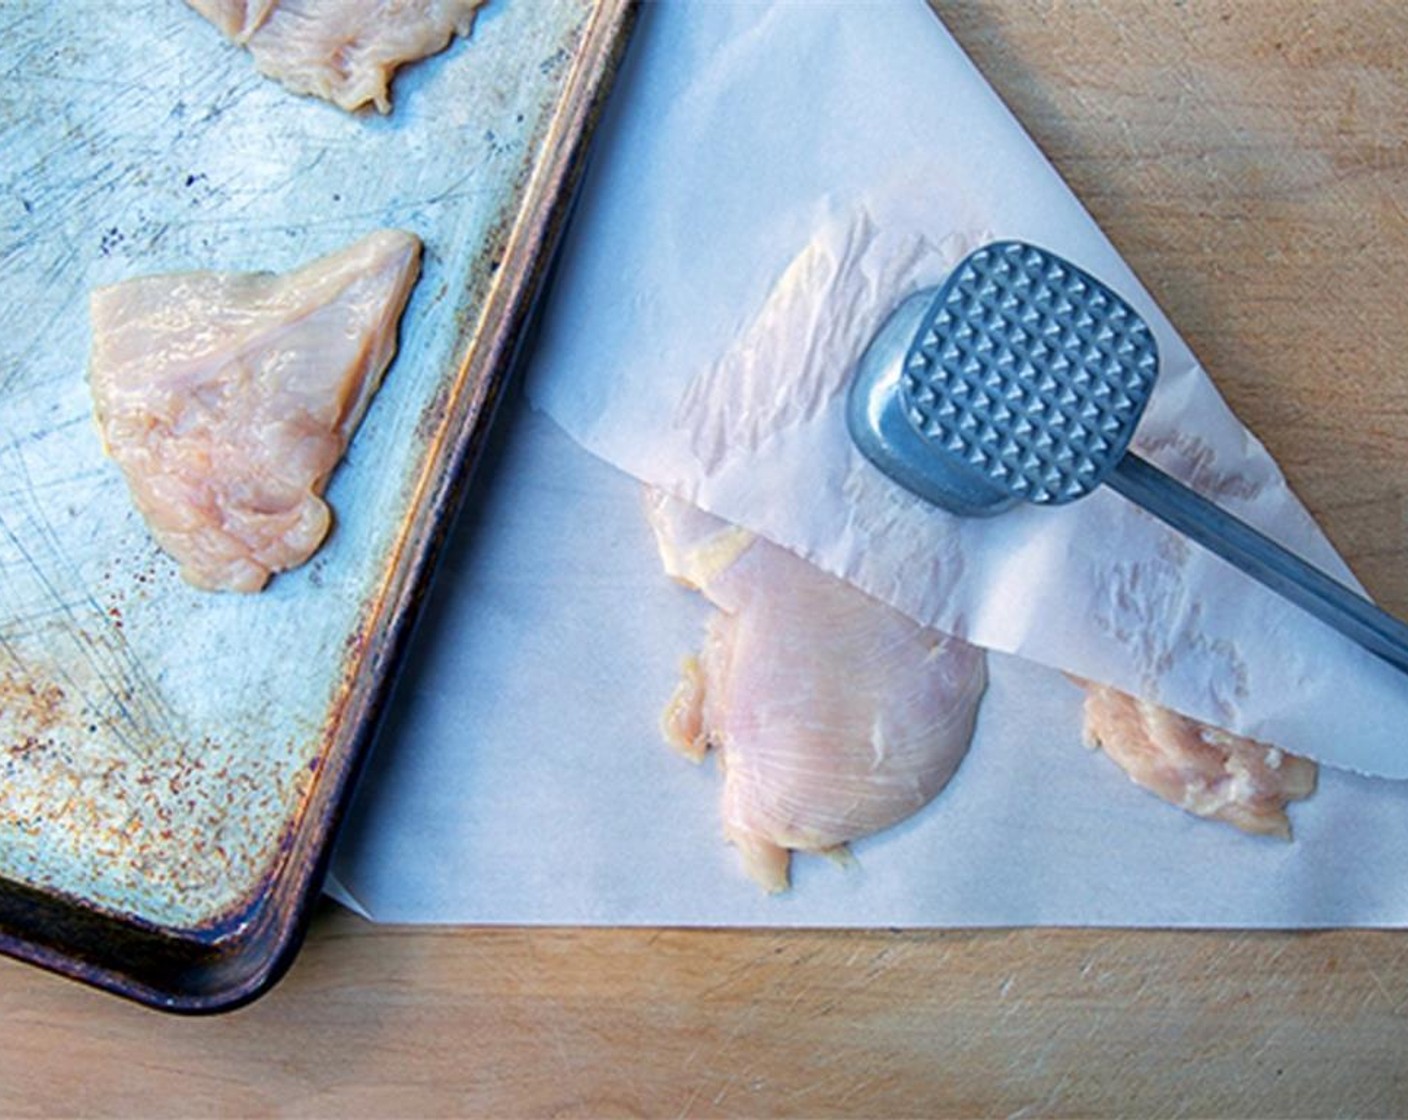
xmin=6 ymin=3 xmax=1408 ymax=1115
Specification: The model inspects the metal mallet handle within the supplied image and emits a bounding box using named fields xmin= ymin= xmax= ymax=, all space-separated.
xmin=1110 ymin=453 xmax=1408 ymax=675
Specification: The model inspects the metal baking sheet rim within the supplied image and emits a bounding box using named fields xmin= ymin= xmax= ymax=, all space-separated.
xmin=0 ymin=0 xmax=639 ymax=1013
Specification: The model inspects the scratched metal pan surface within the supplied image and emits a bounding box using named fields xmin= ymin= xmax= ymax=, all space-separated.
xmin=0 ymin=0 xmax=635 ymax=1011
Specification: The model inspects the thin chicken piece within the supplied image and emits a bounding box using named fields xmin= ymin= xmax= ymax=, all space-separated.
xmin=89 ymin=229 xmax=422 ymax=593
xmin=647 ymin=490 xmax=987 ymax=892
xmin=187 ymin=0 xmax=488 ymax=113
xmin=1080 ymin=681 xmax=1316 ymax=838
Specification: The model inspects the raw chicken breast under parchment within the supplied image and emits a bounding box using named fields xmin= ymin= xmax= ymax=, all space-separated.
xmin=1079 ymin=681 xmax=1317 ymax=838
xmin=640 ymin=195 xmax=1318 ymax=873
xmin=89 ymin=229 xmax=422 ymax=593
xmin=187 ymin=0 xmax=488 ymax=113
xmin=645 ymin=490 xmax=1317 ymax=890
xmin=645 ymin=489 xmax=987 ymax=892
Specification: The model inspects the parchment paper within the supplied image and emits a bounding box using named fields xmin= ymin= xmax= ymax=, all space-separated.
xmin=326 ymin=0 xmax=1408 ymax=925
xmin=327 ymin=397 xmax=1408 ymax=926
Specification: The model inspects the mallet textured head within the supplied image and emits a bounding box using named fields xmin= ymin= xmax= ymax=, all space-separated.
xmin=900 ymin=241 xmax=1158 ymax=506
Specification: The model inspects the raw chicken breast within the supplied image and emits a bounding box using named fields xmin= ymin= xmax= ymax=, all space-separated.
xmin=646 ymin=490 xmax=987 ymax=892
xmin=187 ymin=0 xmax=488 ymax=113
xmin=1080 ymin=681 xmax=1316 ymax=838
xmin=90 ymin=229 xmax=422 ymax=593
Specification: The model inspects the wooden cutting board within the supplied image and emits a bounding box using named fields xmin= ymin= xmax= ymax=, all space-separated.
xmin=0 ymin=0 xmax=1405 ymax=1113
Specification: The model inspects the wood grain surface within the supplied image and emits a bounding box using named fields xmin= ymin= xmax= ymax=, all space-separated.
xmin=6 ymin=2 xmax=1408 ymax=1115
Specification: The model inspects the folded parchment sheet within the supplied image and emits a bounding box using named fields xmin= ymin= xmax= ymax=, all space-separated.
xmin=327 ymin=1 xmax=1408 ymax=926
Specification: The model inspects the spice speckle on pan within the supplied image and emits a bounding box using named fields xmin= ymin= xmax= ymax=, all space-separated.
xmin=0 ymin=613 xmax=321 ymax=930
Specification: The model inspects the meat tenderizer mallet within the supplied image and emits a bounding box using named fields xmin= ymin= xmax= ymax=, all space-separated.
xmin=847 ymin=239 xmax=1408 ymax=675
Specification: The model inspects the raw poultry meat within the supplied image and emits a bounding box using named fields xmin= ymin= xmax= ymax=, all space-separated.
xmin=89 ymin=229 xmax=422 ymax=593
xmin=643 ymin=492 xmax=1316 ymax=889
xmin=1079 ymin=681 xmax=1317 ymax=838
xmin=646 ymin=490 xmax=987 ymax=891
xmin=187 ymin=0 xmax=488 ymax=113
xmin=646 ymin=199 xmax=1316 ymax=880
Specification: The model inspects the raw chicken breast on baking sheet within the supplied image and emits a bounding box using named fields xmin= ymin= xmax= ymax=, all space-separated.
xmin=89 ymin=229 xmax=422 ymax=593
xmin=187 ymin=0 xmax=489 ymax=112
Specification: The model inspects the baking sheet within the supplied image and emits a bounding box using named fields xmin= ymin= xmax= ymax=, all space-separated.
xmin=326 ymin=0 xmax=1408 ymax=927
xmin=0 ymin=0 xmax=632 ymax=1006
